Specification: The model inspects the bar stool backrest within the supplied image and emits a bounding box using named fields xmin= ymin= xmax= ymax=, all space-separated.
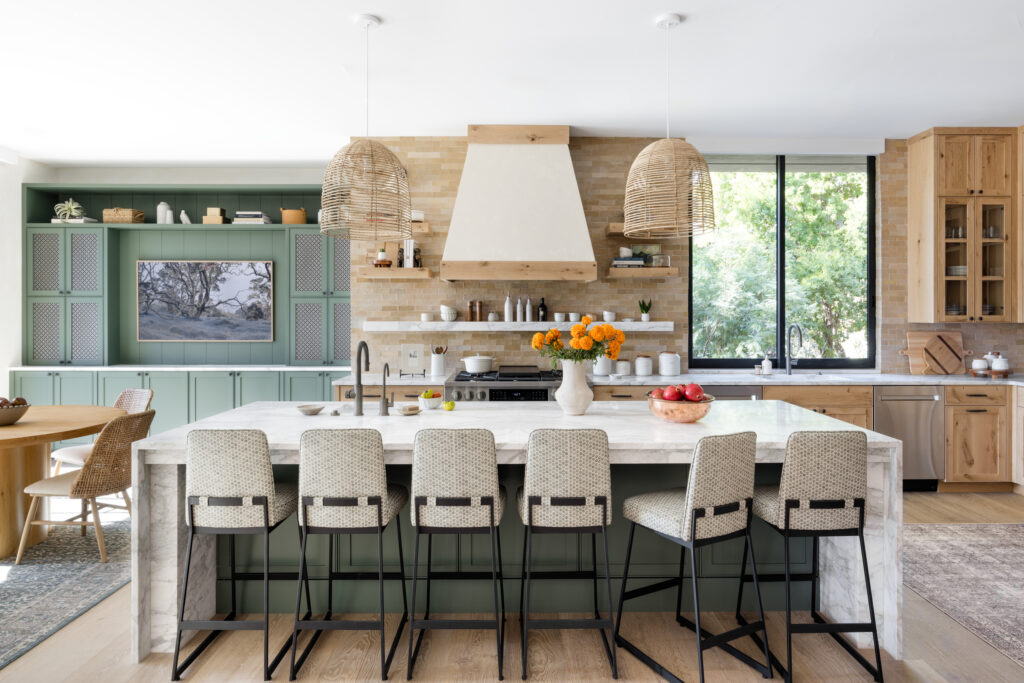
xmin=411 ymin=428 xmax=499 ymax=528
xmin=777 ymin=430 xmax=867 ymax=531
xmin=682 ymin=431 xmax=756 ymax=541
xmin=186 ymin=429 xmax=275 ymax=529
xmin=524 ymin=428 xmax=611 ymax=528
xmin=71 ymin=410 xmax=155 ymax=499
xmin=114 ymin=388 xmax=154 ymax=414
xmin=299 ymin=428 xmax=387 ymax=529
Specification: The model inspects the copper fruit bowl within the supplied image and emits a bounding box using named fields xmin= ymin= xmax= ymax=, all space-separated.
xmin=646 ymin=393 xmax=715 ymax=423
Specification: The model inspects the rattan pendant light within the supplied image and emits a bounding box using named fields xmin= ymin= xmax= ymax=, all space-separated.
xmin=623 ymin=14 xmax=714 ymax=240
xmin=321 ymin=14 xmax=412 ymax=241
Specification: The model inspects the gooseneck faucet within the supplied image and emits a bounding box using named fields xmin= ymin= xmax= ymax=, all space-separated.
xmin=353 ymin=341 xmax=370 ymax=416
xmin=380 ymin=363 xmax=391 ymax=416
xmin=786 ymin=323 xmax=803 ymax=375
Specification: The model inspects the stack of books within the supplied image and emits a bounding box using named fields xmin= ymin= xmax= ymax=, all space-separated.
xmin=611 ymin=256 xmax=645 ymax=269
xmin=233 ymin=210 xmax=273 ymax=224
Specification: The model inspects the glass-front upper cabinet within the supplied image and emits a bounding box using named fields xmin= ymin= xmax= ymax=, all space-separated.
xmin=976 ymin=198 xmax=1010 ymax=322
xmin=940 ymin=199 xmax=970 ymax=321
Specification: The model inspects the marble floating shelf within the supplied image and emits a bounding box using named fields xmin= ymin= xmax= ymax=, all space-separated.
xmin=355 ymin=267 xmax=434 ymax=281
xmin=361 ymin=320 xmax=674 ymax=332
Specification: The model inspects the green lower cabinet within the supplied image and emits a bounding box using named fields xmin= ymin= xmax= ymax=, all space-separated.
xmin=97 ymin=371 xmax=144 ymax=406
xmin=235 ymin=371 xmax=281 ymax=406
xmin=144 ymin=371 xmax=189 ymax=436
xmin=283 ymin=371 xmax=327 ymax=401
xmin=190 ymin=373 xmax=236 ymax=422
xmin=11 ymin=371 xmax=57 ymax=404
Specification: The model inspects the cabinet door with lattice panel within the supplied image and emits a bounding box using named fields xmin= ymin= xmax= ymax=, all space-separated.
xmin=290 ymin=298 xmax=329 ymax=366
xmin=26 ymin=228 xmax=64 ymax=296
xmin=65 ymin=227 xmax=103 ymax=297
xmin=289 ymin=228 xmax=328 ymax=298
xmin=66 ymin=297 xmax=104 ymax=365
xmin=26 ymin=297 xmax=65 ymax=365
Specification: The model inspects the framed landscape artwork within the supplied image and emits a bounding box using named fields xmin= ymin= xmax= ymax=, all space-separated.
xmin=137 ymin=260 xmax=274 ymax=342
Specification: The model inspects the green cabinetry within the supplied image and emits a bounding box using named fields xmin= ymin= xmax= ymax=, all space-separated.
xmin=190 ymin=371 xmax=282 ymax=421
xmin=11 ymin=370 xmax=97 ymax=445
xmin=26 ymin=296 xmax=104 ymax=366
xmin=26 ymin=226 xmax=104 ymax=297
xmin=282 ymin=371 xmax=347 ymax=401
xmin=288 ymin=228 xmax=351 ymax=367
xmin=98 ymin=370 xmax=189 ymax=436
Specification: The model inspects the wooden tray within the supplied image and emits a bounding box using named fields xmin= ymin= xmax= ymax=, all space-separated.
xmin=899 ymin=331 xmax=971 ymax=374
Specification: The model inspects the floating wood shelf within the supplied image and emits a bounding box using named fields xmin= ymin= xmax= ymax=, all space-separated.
xmin=411 ymin=221 xmax=432 ymax=235
xmin=362 ymin=320 xmax=674 ymax=332
xmin=606 ymin=267 xmax=679 ymax=279
xmin=356 ymin=267 xmax=434 ymax=281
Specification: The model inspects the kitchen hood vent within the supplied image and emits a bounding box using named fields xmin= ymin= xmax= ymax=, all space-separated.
xmin=441 ymin=125 xmax=597 ymax=281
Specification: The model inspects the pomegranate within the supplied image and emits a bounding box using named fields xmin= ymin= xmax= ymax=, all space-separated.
xmin=683 ymin=383 xmax=705 ymax=402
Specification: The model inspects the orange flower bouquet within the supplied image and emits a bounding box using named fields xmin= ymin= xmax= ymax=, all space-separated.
xmin=530 ymin=316 xmax=627 ymax=415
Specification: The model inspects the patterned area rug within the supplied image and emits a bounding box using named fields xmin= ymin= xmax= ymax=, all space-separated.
xmin=0 ymin=519 xmax=130 ymax=670
xmin=903 ymin=523 xmax=1024 ymax=668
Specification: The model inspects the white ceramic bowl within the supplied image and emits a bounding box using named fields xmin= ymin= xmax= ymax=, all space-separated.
xmin=568 ymin=313 xmax=581 ymax=322
xmin=419 ymin=396 xmax=444 ymax=410
xmin=296 ymin=404 xmax=324 ymax=416
xmin=602 ymin=311 xmax=616 ymax=322
xmin=554 ymin=313 xmax=567 ymax=322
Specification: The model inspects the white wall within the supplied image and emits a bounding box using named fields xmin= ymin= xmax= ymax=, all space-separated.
xmin=1 ymin=157 xmax=56 ymax=392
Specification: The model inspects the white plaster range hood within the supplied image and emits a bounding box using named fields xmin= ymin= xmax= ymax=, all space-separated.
xmin=440 ymin=125 xmax=597 ymax=281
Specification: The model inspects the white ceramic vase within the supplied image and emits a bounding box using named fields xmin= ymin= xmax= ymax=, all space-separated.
xmin=555 ymin=360 xmax=593 ymax=415
xmin=641 ymin=313 xmax=651 ymax=322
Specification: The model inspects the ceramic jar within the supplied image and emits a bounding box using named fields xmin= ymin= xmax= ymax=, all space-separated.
xmin=555 ymin=360 xmax=593 ymax=415
xmin=635 ymin=355 xmax=653 ymax=376
xmin=658 ymin=352 xmax=681 ymax=376
xmin=593 ymin=355 xmax=613 ymax=376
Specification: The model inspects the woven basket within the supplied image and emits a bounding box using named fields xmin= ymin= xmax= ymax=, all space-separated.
xmin=623 ymin=138 xmax=715 ymax=239
xmin=103 ymin=207 xmax=145 ymax=223
xmin=321 ymin=138 xmax=412 ymax=241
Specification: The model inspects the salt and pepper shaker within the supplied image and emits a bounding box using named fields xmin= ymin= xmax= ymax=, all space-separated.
xmin=466 ymin=301 xmax=475 ymax=322
xmin=474 ymin=300 xmax=483 ymax=321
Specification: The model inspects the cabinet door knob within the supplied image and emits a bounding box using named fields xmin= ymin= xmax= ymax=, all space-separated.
xmin=137 ymin=372 xmax=142 ymax=376
xmin=969 ymin=189 xmax=975 ymax=194
xmin=978 ymin=190 xmax=983 ymax=194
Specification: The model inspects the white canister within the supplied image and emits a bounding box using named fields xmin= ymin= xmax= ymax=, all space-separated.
xmin=569 ymin=312 xmax=581 ymax=322
xmin=615 ymin=360 xmax=631 ymax=376
xmin=635 ymin=356 xmax=653 ymax=377
xmin=420 ymin=312 xmax=432 ymax=322
xmin=991 ymin=357 xmax=1010 ymax=372
xmin=593 ymin=355 xmax=613 ymax=376
xmin=972 ymin=358 xmax=989 ymax=371
xmin=658 ymin=352 xmax=681 ymax=376
xmin=430 ymin=353 xmax=446 ymax=377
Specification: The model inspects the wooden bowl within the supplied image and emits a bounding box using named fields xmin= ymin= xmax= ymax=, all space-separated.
xmin=0 ymin=404 xmax=30 ymax=426
xmin=296 ymin=404 xmax=324 ymax=416
xmin=646 ymin=393 xmax=714 ymax=423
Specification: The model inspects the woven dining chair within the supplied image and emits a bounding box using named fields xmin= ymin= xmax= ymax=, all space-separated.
xmin=746 ymin=430 xmax=883 ymax=683
xmin=518 ymin=429 xmax=616 ymax=679
xmin=15 ymin=410 xmax=155 ymax=565
xmin=172 ymin=429 xmax=299 ymax=682
xmin=51 ymin=388 xmax=153 ymax=475
xmin=407 ymin=428 xmax=506 ymax=680
xmin=288 ymin=429 xmax=409 ymax=681
xmin=614 ymin=431 xmax=772 ymax=683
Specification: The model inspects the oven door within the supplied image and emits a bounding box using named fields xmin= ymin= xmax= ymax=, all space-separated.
xmin=488 ymin=388 xmax=551 ymax=401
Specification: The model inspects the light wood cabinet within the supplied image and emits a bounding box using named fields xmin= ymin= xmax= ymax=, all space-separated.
xmin=944 ymin=385 xmax=1010 ymax=483
xmin=762 ymin=386 xmax=873 ymax=429
xmin=593 ymin=386 xmax=661 ymax=401
xmin=907 ymin=127 xmax=1017 ymax=323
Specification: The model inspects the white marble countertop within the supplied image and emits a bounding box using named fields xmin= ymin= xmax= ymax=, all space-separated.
xmin=134 ymin=400 xmax=899 ymax=465
xmin=10 ymin=365 xmax=349 ymax=372
xmin=588 ymin=371 xmax=1024 ymax=386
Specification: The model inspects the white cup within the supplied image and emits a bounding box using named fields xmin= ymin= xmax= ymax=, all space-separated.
xmin=568 ymin=312 xmax=581 ymax=322
xmin=421 ymin=312 xmax=432 ymax=322
xmin=554 ymin=312 xmax=567 ymax=322
xmin=602 ymin=311 xmax=616 ymax=322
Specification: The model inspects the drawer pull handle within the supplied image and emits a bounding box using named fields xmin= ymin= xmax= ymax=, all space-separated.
xmin=611 ymin=394 xmax=633 ymax=398
xmin=965 ymin=393 xmax=987 ymax=397
xmin=966 ymin=409 xmax=987 ymax=413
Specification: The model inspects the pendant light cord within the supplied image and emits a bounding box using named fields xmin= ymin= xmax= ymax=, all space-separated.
xmin=364 ymin=22 xmax=370 ymax=137
xmin=665 ymin=23 xmax=670 ymax=139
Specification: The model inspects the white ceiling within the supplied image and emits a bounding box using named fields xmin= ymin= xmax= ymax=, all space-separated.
xmin=3 ymin=0 xmax=1024 ymax=165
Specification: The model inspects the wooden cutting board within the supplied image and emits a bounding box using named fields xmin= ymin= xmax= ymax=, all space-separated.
xmin=899 ymin=331 xmax=969 ymax=374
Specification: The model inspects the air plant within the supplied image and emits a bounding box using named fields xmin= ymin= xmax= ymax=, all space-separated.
xmin=54 ymin=198 xmax=84 ymax=220
xmin=638 ymin=299 xmax=652 ymax=314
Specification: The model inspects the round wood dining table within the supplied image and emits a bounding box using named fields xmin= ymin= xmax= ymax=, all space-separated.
xmin=0 ymin=405 xmax=125 ymax=558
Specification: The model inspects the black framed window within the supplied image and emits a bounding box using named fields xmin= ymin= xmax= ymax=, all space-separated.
xmin=689 ymin=155 xmax=876 ymax=369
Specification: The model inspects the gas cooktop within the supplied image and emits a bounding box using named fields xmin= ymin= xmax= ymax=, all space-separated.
xmin=451 ymin=365 xmax=562 ymax=383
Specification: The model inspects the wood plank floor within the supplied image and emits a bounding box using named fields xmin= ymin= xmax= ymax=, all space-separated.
xmin=3 ymin=492 xmax=1023 ymax=682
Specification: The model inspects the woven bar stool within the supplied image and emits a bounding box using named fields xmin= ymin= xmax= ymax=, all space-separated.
xmin=406 ymin=428 xmax=506 ymax=680
xmin=52 ymin=388 xmax=153 ymax=475
xmin=172 ymin=429 xmax=299 ymax=682
xmin=614 ymin=431 xmax=772 ymax=683
xmin=746 ymin=430 xmax=883 ymax=683
xmin=518 ymin=428 xmax=617 ymax=679
xmin=288 ymin=429 xmax=409 ymax=681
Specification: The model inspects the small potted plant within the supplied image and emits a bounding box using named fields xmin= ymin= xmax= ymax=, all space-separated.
xmin=53 ymin=198 xmax=84 ymax=222
xmin=638 ymin=299 xmax=652 ymax=322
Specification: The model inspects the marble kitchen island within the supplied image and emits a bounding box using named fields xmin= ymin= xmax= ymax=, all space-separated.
xmin=130 ymin=400 xmax=902 ymax=663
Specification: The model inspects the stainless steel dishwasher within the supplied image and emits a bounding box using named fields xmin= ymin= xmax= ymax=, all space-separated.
xmin=706 ymin=385 xmax=762 ymax=401
xmin=873 ymin=385 xmax=944 ymax=489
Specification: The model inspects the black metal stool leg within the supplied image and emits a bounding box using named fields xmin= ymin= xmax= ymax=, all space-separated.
xmin=406 ymin=531 xmax=420 ymax=680
xmin=746 ymin=528 xmax=773 ymax=678
xmin=859 ymin=530 xmax=884 ymax=682
xmin=676 ymin=545 xmax=685 ymax=620
xmin=518 ymin=526 xmax=528 ymax=620
xmin=783 ymin=534 xmax=793 ymax=683
xmin=521 ymin=525 xmax=533 ymax=679
xmin=289 ymin=527 xmax=309 ymax=680
xmin=377 ymin=525 xmax=387 ymax=680
xmin=489 ymin=522 xmax=504 ymax=680
xmin=688 ymin=546 xmax=706 ymax=683
xmin=613 ymin=522 xmax=636 ymax=641
xmin=263 ymin=528 xmax=271 ymax=681
xmin=170 ymin=527 xmax=196 ymax=681
xmin=230 ymin=534 xmax=237 ymax=615
xmin=600 ymin=524 xmax=618 ymax=678
xmin=496 ymin=526 xmax=506 ymax=624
